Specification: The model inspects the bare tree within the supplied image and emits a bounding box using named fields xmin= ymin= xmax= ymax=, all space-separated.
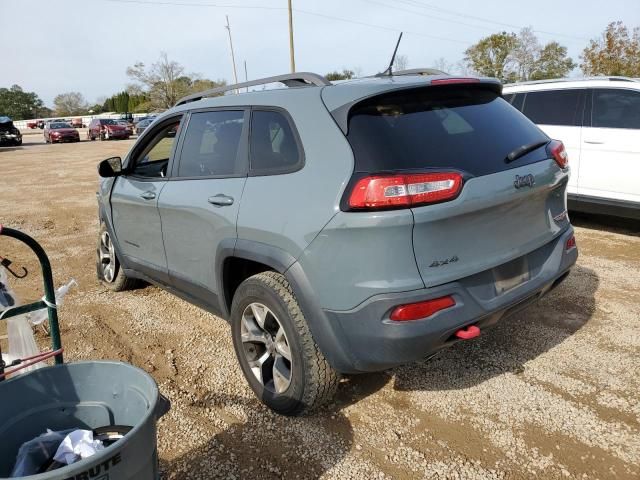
xmin=513 ymin=27 xmax=541 ymax=81
xmin=431 ymin=57 xmax=453 ymax=74
xmin=53 ymin=92 xmax=88 ymax=116
xmin=393 ymin=54 xmax=409 ymax=71
xmin=127 ymin=52 xmax=189 ymax=109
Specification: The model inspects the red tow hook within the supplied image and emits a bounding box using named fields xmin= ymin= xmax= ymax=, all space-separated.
xmin=455 ymin=325 xmax=481 ymax=340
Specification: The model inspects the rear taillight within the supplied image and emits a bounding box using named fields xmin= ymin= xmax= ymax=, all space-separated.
xmin=431 ymin=78 xmax=480 ymax=85
xmin=549 ymin=140 xmax=568 ymax=169
xmin=348 ymin=172 xmax=463 ymax=210
xmin=566 ymin=234 xmax=576 ymax=251
xmin=390 ymin=296 xmax=456 ymax=322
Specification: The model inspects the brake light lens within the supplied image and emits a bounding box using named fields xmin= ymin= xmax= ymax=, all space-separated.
xmin=549 ymin=140 xmax=568 ymax=169
xmin=431 ymin=78 xmax=480 ymax=85
xmin=348 ymin=172 xmax=463 ymax=210
xmin=390 ymin=296 xmax=456 ymax=322
xmin=566 ymin=234 xmax=576 ymax=251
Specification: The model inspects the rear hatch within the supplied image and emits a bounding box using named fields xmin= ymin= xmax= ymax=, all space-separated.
xmin=343 ymin=82 xmax=570 ymax=288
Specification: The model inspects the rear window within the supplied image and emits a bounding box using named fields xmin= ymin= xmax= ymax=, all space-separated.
xmin=346 ymin=86 xmax=549 ymax=177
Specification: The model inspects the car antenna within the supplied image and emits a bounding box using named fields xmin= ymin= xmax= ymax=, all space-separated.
xmin=377 ymin=32 xmax=403 ymax=77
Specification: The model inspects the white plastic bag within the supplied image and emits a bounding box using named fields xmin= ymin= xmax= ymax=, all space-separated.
xmin=28 ymin=279 xmax=77 ymax=326
xmin=7 ymin=314 xmax=42 ymax=374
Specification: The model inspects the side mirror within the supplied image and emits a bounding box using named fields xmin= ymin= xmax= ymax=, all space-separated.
xmin=98 ymin=156 xmax=123 ymax=178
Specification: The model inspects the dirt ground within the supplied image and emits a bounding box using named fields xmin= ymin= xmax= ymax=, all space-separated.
xmin=1 ymin=133 xmax=639 ymax=479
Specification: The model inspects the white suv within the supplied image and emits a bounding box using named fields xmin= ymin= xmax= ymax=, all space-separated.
xmin=503 ymin=77 xmax=640 ymax=219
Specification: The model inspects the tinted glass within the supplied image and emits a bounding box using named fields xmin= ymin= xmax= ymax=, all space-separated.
xmin=511 ymin=93 xmax=525 ymax=111
xmin=250 ymin=110 xmax=301 ymax=173
xmin=50 ymin=123 xmax=71 ymax=129
xmin=100 ymin=119 xmax=116 ymax=125
xmin=132 ymin=118 xmax=181 ymax=178
xmin=521 ymin=90 xmax=581 ymax=126
xmin=592 ymin=89 xmax=640 ymax=129
xmin=178 ymin=110 xmax=244 ymax=177
xmin=502 ymin=93 xmax=514 ymax=103
xmin=346 ymin=86 xmax=549 ymax=177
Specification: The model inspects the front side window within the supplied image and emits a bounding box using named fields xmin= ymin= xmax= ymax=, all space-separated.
xmin=178 ymin=110 xmax=245 ymax=177
xmin=592 ymin=89 xmax=640 ymax=129
xmin=250 ymin=110 xmax=302 ymax=174
xmin=522 ymin=89 xmax=582 ymax=126
xmin=131 ymin=117 xmax=182 ymax=178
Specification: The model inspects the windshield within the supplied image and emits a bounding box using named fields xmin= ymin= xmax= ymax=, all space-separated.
xmin=347 ymin=85 xmax=549 ymax=177
xmin=50 ymin=123 xmax=71 ymax=129
xmin=100 ymin=119 xmax=116 ymax=125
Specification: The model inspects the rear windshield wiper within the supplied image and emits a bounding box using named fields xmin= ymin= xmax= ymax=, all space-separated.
xmin=505 ymin=140 xmax=549 ymax=163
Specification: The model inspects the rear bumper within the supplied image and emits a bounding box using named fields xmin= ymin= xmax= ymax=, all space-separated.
xmin=321 ymin=227 xmax=577 ymax=373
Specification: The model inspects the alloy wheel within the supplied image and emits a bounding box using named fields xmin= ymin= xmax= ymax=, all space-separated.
xmin=98 ymin=231 xmax=117 ymax=283
xmin=241 ymin=302 xmax=292 ymax=394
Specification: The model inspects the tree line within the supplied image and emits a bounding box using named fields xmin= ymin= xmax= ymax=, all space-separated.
xmin=0 ymin=21 xmax=638 ymax=120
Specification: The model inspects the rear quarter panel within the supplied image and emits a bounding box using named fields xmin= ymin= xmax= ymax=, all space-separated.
xmin=235 ymin=89 xmax=354 ymax=263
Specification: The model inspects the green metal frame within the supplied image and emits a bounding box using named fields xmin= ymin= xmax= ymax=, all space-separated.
xmin=0 ymin=226 xmax=63 ymax=364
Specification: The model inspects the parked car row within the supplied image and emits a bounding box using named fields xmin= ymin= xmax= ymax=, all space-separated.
xmin=37 ymin=116 xmax=157 ymax=144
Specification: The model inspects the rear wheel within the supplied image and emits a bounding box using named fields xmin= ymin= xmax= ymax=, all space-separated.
xmin=96 ymin=223 xmax=140 ymax=291
xmin=231 ymin=271 xmax=340 ymax=416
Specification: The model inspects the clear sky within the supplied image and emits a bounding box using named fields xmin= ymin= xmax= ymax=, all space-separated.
xmin=1 ymin=0 xmax=639 ymax=107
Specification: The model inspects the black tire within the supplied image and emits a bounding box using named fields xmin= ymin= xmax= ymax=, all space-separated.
xmin=96 ymin=222 xmax=140 ymax=291
xmin=231 ymin=271 xmax=340 ymax=416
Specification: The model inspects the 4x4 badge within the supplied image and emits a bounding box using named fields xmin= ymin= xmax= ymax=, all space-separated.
xmin=514 ymin=174 xmax=535 ymax=189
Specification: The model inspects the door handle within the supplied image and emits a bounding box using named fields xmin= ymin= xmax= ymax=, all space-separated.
xmin=583 ymin=139 xmax=604 ymax=144
xmin=140 ymin=191 xmax=156 ymax=200
xmin=208 ymin=194 xmax=234 ymax=206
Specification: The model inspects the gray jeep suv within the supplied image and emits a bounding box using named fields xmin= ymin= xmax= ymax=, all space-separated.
xmin=96 ymin=71 xmax=578 ymax=415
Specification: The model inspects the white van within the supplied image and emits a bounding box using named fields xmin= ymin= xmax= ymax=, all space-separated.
xmin=503 ymin=77 xmax=640 ymax=219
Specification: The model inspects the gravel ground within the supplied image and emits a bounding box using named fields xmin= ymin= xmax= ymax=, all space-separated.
xmin=1 ymin=135 xmax=639 ymax=479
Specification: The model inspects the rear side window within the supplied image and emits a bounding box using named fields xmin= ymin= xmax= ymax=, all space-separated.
xmin=250 ymin=110 xmax=302 ymax=175
xmin=592 ymin=89 xmax=640 ymax=129
xmin=346 ymin=86 xmax=549 ymax=177
xmin=178 ymin=110 xmax=245 ymax=177
xmin=521 ymin=90 xmax=581 ymax=126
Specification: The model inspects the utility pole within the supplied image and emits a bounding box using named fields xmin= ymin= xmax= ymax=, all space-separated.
xmin=287 ymin=0 xmax=295 ymax=72
xmin=225 ymin=15 xmax=239 ymax=92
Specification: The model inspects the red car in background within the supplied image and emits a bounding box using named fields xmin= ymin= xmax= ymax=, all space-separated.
xmin=44 ymin=121 xmax=80 ymax=143
xmin=87 ymin=118 xmax=130 ymax=141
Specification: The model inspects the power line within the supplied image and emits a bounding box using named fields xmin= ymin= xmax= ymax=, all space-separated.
xmin=104 ymin=0 xmax=284 ymax=10
xmin=293 ymin=8 xmax=470 ymax=44
xmin=382 ymin=0 xmax=590 ymax=41
xmin=102 ymin=0 xmax=472 ymax=45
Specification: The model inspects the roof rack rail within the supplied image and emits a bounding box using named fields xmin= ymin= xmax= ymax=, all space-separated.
xmin=175 ymin=72 xmax=331 ymax=106
xmin=392 ymin=68 xmax=448 ymax=76
xmin=505 ymin=76 xmax=638 ymax=87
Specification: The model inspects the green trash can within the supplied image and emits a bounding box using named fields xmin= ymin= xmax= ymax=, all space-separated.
xmin=0 ymin=361 xmax=169 ymax=479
